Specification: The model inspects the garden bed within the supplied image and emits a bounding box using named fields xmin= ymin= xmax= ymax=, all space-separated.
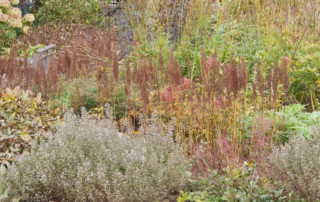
xmin=1 ymin=0 xmax=320 ymax=201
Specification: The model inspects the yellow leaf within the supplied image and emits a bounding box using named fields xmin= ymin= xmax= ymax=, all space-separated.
xmin=22 ymin=126 xmax=28 ymax=133
xmin=20 ymin=132 xmax=31 ymax=142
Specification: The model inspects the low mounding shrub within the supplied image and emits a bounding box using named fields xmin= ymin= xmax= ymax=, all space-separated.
xmin=0 ymin=108 xmax=190 ymax=201
xmin=268 ymin=126 xmax=320 ymax=201
xmin=178 ymin=163 xmax=289 ymax=202
xmin=0 ymin=87 xmax=61 ymax=168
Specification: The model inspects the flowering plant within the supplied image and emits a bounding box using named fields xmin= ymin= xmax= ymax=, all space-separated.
xmin=0 ymin=0 xmax=35 ymax=50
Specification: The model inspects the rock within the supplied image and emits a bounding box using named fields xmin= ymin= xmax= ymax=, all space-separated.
xmin=32 ymin=44 xmax=56 ymax=74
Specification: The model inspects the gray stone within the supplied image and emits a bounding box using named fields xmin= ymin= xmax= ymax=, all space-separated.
xmin=32 ymin=44 xmax=56 ymax=74
xmin=0 ymin=73 xmax=7 ymax=90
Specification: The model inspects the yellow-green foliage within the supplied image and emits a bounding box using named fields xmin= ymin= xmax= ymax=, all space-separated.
xmin=0 ymin=87 xmax=61 ymax=168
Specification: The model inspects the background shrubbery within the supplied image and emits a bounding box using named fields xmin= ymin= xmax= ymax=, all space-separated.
xmin=36 ymin=0 xmax=103 ymax=25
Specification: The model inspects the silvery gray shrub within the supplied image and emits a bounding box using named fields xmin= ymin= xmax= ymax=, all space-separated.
xmin=268 ymin=126 xmax=320 ymax=201
xmin=0 ymin=109 xmax=190 ymax=201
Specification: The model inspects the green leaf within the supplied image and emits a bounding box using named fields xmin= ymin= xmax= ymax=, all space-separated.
xmin=221 ymin=195 xmax=228 ymax=201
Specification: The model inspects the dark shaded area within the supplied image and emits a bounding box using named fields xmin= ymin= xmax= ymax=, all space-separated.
xmin=18 ymin=0 xmax=42 ymax=15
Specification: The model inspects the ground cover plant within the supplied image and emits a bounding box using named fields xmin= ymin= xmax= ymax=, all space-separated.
xmin=178 ymin=162 xmax=291 ymax=202
xmin=0 ymin=0 xmax=320 ymax=201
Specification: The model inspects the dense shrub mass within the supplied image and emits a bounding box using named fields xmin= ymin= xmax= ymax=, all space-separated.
xmin=0 ymin=87 xmax=61 ymax=168
xmin=269 ymin=126 xmax=320 ymax=201
xmin=0 ymin=109 xmax=190 ymax=201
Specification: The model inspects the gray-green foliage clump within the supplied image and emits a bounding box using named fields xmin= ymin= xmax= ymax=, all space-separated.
xmin=0 ymin=109 xmax=190 ymax=201
xmin=268 ymin=125 xmax=320 ymax=201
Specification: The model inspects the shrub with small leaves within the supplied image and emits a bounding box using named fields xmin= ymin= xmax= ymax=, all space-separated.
xmin=0 ymin=108 xmax=190 ymax=201
xmin=0 ymin=87 xmax=61 ymax=168
xmin=268 ymin=126 xmax=320 ymax=201
xmin=178 ymin=163 xmax=291 ymax=202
